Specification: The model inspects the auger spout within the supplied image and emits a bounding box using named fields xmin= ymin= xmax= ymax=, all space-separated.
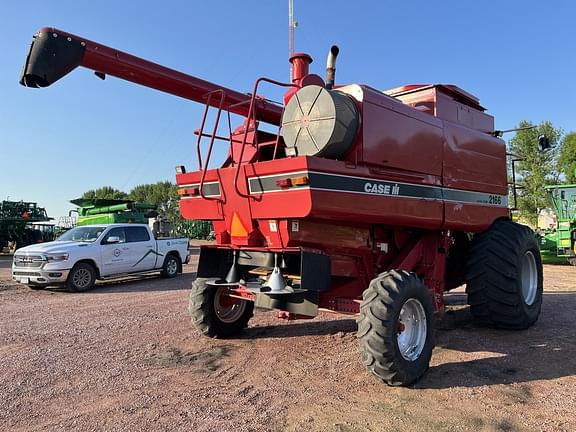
xmin=20 ymin=27 xmax=283 ymax=125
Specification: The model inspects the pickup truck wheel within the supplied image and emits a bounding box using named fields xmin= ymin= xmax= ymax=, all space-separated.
xmin=161 ymin=254 xmax=179 ymax=278
xmin=189 ymin=278 xmax=254 ymax=338
xmin=66 ymin=263 xmax=96 ymax=292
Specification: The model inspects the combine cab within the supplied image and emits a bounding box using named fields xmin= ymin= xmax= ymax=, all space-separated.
xmin=20 ymin=27 xmax=543 ymax=385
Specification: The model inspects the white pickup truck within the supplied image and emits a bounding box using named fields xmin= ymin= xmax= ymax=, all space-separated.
xmin=12 ymin=224 xmax=190 ymax=292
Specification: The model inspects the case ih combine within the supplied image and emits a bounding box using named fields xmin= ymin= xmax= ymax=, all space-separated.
xmin=20 ymin=27 xmax=543 ymax=385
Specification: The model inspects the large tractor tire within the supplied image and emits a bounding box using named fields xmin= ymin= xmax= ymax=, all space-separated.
xmin=466 ymin=220 xmax=543 ymax=329
xmin=357 ymin=270 xmax=435 ymax=386
xmin=66 ymin=262 xmax=96 ymax=292
xmin=189 ymin=278 xmax=254 ymax=338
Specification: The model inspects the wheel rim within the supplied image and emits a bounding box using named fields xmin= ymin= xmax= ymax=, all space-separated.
xmin=167 ymin=258 xmax=178 ymax=275
xmin=214 ymin=287 xmax=246 ymax=323
xmin=73 ymin=268 xmax=91 ymax=288
xmin=521 ymin=251 xmax=538 ymax=305
xmin=397 ymin=298 xmax=427 ymax=361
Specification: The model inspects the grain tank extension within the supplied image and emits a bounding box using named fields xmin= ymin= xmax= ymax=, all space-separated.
xmin=20 ymin=28 xmax=543 ymax=385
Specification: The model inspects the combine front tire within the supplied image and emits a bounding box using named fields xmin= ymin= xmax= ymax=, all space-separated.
xmin=357 ymin=270 xmax=434 ymax=386
xmin=189 ymin=278 xmax=254 ymax=338
xmin=466 ymin=220 xmax=543 ymax=329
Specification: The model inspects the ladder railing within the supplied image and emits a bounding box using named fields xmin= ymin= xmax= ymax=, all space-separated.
xmin=196 ymin=89 xmax=227 ymax=201
xmin=195 ymin=78 xmax=296 ymax=200
xmin=232 ymin=77 xmax=296 ymax=198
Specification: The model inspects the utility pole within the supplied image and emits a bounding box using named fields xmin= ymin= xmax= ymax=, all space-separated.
xmin=288 ymin=0 xmax=298 ymax=79
xmin=288 ymin=0 xmax=295 ymax=57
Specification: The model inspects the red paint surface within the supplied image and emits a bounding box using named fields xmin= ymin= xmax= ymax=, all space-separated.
xmin=29 ymin=27 xmax=510 ymax=316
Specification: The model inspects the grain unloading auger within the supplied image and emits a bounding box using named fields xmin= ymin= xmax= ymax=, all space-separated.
xmin=21 ymin=27 xmax=543 ymax=386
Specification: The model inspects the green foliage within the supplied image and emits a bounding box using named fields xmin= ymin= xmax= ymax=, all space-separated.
xmin=129 ymin=181 xmax=179 ymax=220
xmin=80 ymin=181 xmax=212 ymax=239
xmin=172 ymin=220 xmax=213 ymax=240
xmin=82 ymin=186 xmax=128 ymax=200
xmin=509 ymin=120 xmax=563 ymax=225
xmin=558 ymin=132 xmax=576 ymax=184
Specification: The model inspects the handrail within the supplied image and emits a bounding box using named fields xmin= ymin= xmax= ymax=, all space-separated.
xmin=197 ymin=89 xmax=226 ymax=201
xmin=233 ymin=77 xmax=297 ymax=198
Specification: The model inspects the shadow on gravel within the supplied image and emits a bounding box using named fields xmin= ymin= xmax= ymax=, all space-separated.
xmin=419 ymin=291 xmax=576 ymax=389
xmin=37 ymin=271 xmax=197 ymax=294
xmin=243 ymin=318 xmax=357 ymax=339
xmin=90 ymin=272 xmax=197 ymax=293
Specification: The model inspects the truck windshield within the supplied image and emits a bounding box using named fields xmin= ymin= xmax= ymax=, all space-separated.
xmin=56 ymin=226 xmax=106 ymax=242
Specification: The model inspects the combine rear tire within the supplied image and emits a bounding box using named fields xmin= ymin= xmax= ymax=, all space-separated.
xmin=357 ymin=270 xmax=434 ymax=386
xmin=466 ymin=220 xmax=543 ymax=329
xmin=66 ymin=262 xmax=96 ymax=292
xmin=189 ymin=278 xmax=254 ymax=338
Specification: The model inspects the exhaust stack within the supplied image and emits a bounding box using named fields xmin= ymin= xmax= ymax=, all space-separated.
xmin=325 ymin=45 xmax=339 ymax=90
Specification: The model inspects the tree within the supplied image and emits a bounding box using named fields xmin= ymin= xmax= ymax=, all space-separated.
xmin=129 ymin=181 xmax=179 ymax=220
xmin=508 ymin=120 xmax=563 ymax=224
xmin=82 ymin=186 xmax=128 ymax=200
xmin=558 ymin=132 xmax=576 ymax=184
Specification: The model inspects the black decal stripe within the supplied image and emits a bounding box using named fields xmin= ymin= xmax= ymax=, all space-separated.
xmin=248 ymin=172 xmax=508 ymax=207
xmin=308 ymin=173 xmax=443 ymax=200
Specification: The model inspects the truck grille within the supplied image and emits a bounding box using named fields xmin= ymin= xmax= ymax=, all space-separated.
xmin=13 ymin=271 xmax=41 ymax=276
xmin=13 ymin=255 xmax=44 ymax=268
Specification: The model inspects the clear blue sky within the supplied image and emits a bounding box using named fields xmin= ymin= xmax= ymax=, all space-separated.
xmin=1 ymin=1 xmax=575 ymax=219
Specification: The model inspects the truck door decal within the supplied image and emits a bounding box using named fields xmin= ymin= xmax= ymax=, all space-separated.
xmin=132 ymin=249 xmax=163 ymax=267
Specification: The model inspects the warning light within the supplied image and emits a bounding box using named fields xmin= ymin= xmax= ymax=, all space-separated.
xmin=276 ymin=178 xmax=292 ymax=188
xmin=291 ymin=175 xmax=309 ymax=186
xmin=178 ymin=187 xmax=200 ymax=196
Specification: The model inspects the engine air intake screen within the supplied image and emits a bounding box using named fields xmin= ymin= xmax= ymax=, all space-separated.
xmin=281 ymin=85 xmax=359 ymax=158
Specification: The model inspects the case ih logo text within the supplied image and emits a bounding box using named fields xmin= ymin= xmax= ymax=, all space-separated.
xmin=364 ymin=182 xmax=400 ymax=196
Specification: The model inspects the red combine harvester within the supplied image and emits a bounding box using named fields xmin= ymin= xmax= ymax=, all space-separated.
xmin=21 ymin=28 xmax=543 ymax=385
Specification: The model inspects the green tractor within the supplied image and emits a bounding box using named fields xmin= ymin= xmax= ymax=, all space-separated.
xmin=538 ymin=185 xmax=576 ymax=265
xmin=0 ymin=200 xmax=54 ymax=253
xmin=70 ymin=198 xmax=158 ymax=226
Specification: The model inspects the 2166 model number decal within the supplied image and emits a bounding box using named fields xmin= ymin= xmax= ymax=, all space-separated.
xmin=488 ymin=195 xmax=502 ymax=205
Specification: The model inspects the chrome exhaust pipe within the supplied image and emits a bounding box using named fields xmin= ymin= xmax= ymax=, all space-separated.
xmin=325 ymin=45 xmax=339 ymax=90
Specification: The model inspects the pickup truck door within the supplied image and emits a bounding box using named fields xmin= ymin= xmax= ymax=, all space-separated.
xmin=125 ymin=226 xmax=159 ymax=272
xmin=100 ymin=227 xmax=130 ymax=275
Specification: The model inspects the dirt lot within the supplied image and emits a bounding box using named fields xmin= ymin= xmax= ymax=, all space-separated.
xmin=0 ymin=254 xmax=575 ymax=432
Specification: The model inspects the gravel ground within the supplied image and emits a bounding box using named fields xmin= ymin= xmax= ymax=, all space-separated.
xmin=0 ymin=254 xmax=575 ymax=432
